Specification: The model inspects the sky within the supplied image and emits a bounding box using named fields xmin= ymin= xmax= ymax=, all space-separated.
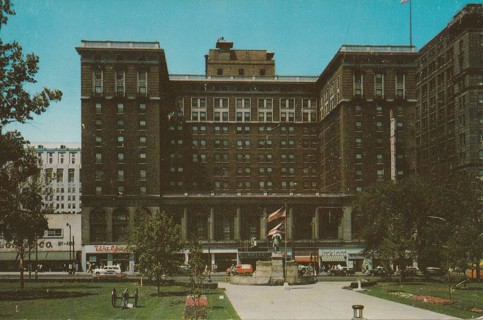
xmin=2 ymin=0 xmax=480 ymax=143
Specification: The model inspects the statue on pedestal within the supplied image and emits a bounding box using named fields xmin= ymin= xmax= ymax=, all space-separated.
xmin=272 ymin=233 xmax=282 ymax=253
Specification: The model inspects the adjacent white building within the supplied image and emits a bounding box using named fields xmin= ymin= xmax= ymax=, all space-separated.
xmin=34 ymin=143 xmax=82 ymax=214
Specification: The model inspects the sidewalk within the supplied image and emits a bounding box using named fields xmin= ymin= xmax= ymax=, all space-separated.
xmin=219 ymin=281 xmax=458 ymax=320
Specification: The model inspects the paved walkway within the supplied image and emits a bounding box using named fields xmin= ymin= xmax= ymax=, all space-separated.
xmin=219 ymin=281 xmax=458 ymax=320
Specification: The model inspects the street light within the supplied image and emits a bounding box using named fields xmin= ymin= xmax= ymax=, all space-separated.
xmin=66 ymin=223 xmax=71 ymax=274
xmin=427 ymin=216 xmax=452 ymax=302
xmin=207 ymin=217 xmax=211 ymax=283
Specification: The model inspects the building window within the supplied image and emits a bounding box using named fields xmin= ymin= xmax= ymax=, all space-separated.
xmin=95 ymin=153 xmax=102 ymax=164
xmin=139 ymin=103 xmax=146 ymax=113
xmin=115 ymin=71 xmax=125 ymax=95
xmin=280 ymin=98 xmax=295 ymax=122
xmin=68 ymin=169 xmax=75 ymax=183
xmin=376 ymin=121 xmax=383 ymax=131
xmin=354 ymin=71 xmax=363 ymax=97
xmin=139 ymin=136 xmax=146 ymax=145
xmin=117 ymin=169 xmax=124 ymax=181
xmin=214 ymin=98 xmax=229 ymax=122
xmin=355 ymin=137 xmax=362 ymax=147
xmin=217 ymin=68 xmax=223 ymax=76
xmin=48 ymin=152 xmax=53 ymax=164
xmin=138 ymin=71 xmax=147 ymax=95
xmin=117 ymin=152 xmax=125 ymax=162
xmin=258 ymin=98 xmax=273 ymax=122
xmin=93 ymin=70 xmax=103 ymax=94
xmin=95 ymin=103 xmax=102 ymax=114
xmin=139 ymin=119 xmax=146 ymax=127
xmin=238 ymin=69 xmax=244 ymax=76
xmin=376 ymin=105 xmax=383 ymax=116
xmin=44 ymin=229 xmax=62 ymax=238
xmin=396 ymin=73 xmax=405 ymax=98
xmin=375 ymin=73 xmax=384 ymax=98
xmin=139 ymin=152 xmax=147 ymax=161
xmin=56 ymin=169 xmax=63 ymax=183
xmin=70 ymin=152 xmax=76 ymax=164
xmin=117 ymin=136 xmax=124 ymax=145
xmin=117 ymin=103 xmax=124 ymax=114
xmin=236 ymin=98 xmax=251 ymax=122
xmin=139 ymin=186 xmax=147 ymax=195
xmin=302 ymin=99 xmax=317 ymax=122
xmin=95 ymin=135 xmax=102 ymax=145
xmin=191 ymin=98 xmax=207 ymax=121
xmin=95 ymin=186 xmax=102 ymax=196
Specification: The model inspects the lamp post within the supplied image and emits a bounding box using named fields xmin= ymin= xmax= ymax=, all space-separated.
xmin=427 ymin=216 xmax=451 ymax=302
xmin=66 ymin=223 xmax=71 ymax=274
xmin=207 ymin=216 xmax=211 ymax=283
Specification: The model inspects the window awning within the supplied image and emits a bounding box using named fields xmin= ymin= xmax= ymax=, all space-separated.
xmin=295 ymin=256 xmax=317 ymax=263
xmin=320 ymin=255 xmax=346 ymax=262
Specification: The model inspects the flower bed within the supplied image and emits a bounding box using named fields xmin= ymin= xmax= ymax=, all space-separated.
xmin=389 ymin=291 xmax=452 ymax=305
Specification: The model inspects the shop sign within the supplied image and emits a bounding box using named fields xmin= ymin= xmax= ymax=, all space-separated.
xmin=238 ymin=251 xmax=271 ymax=259
xmin=94 ymin=245 xmax=129 ymax=253
xmin=0 ymin=240 xmax=70 ymax=251
xmin=320 ymin=249 xmax=347 ymax=256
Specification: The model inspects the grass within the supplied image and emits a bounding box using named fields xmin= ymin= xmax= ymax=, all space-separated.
xmin=362 ymin=281 xmax=483 ymax=319
xmin=0 ymin=281 xmax=240 ymax=320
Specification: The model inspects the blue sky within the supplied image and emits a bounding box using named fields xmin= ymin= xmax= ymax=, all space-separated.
xmin=3 ymin=0 xmax=479 ymax=143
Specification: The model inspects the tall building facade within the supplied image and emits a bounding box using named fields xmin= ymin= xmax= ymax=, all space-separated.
xmin=77 ymin=39 xmax=358 ymax=272
xmin=415 ymin=4 xmax=483 ymax=179
xmin=35 ymin=143 xmax=82 ymax=214
xmin=76 ymin=4 xmax=482 ymax=272
xmin=318 ymin=45 xmax=418 ymax=193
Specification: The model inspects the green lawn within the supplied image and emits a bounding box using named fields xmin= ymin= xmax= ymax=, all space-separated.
xmin=0 ymin=281 xmax=240 ymax=320
xmin=362 ymin=281 xmax=483 ymax=319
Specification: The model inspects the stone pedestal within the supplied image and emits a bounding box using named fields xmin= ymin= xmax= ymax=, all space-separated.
xmin=270 ymin=256 xmax=285 ymax=285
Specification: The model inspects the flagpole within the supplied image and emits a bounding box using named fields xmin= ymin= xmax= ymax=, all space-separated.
xmin=410 ymin=0 xmax=413 ymax=47
xmin=284 ymin=201 xmax=287 ymax=283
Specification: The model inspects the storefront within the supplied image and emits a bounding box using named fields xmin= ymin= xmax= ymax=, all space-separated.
xmin=83 ymin=244 xmax=134 ymax=273
xmin=319 ymin=247 xmax=365 ymax=272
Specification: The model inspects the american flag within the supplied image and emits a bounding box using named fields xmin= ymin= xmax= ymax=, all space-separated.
xmin=268 ymin=219 xmax=285 ymax=237
xmin=267 ymin=207 xmax=286 ymax=223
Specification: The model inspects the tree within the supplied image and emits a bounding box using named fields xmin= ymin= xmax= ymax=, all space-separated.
xmin=354 ymin=175 xmax=483 ymax=282
xmin=0 ymin=139 xmax=48 ymax=289
xmin=184 ymin=239 xmax=208 ymax=320
xmin=129 ymin=210 xmax=183 ymax=295
xmin=0 ymin=0 xmax=62 ymax=289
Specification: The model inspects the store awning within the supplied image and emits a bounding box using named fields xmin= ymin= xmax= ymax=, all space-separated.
xmin=320 ymin=255 xmax=346 ymax=262
xmin=295 ymin=256 xmax=317 ymax=263
xmin=0 ymin=252 xmax=70 ymax=261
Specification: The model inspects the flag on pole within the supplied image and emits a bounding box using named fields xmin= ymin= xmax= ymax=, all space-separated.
xmin=267 ymin=207 xmax=286 ymax=223
xmin=268 ymin=219 xmax=285 ymax=237
xmin=401 ymin=0 xmax=409 ymax=3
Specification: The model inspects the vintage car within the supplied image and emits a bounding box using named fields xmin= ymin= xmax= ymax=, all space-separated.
xmin=327 ymin=267 xmax=355 ymax=276
xmin=226 ymin=264 xmax=253 ymax=275
xmin=93 ymin=265 xmax=122 ymax=275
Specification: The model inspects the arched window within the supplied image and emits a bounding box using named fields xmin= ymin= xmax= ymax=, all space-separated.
xmin=90 ymin=209 xmax=106 ymax=242
xmin=113 ymin=208 xmax=130 ymax=242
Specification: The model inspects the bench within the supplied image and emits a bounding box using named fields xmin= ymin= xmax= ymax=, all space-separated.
xmin=111 ymin=288 xmax=139 ymax=308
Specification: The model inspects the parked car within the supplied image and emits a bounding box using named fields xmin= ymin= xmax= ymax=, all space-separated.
xmin=366 ymin=266 xmax=390 ymax=276
xmin=93 ymin=265 xmax=122 ymax=275
xmin=327 ymin=267 xmax=355 ymax=276
xmin=425 ymin=267 xmax=444 ymax=275
xmin=395 ymin=266 xmax=419 ymax=276
xmin=226 ymin=264 xmax=253 ymax=275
